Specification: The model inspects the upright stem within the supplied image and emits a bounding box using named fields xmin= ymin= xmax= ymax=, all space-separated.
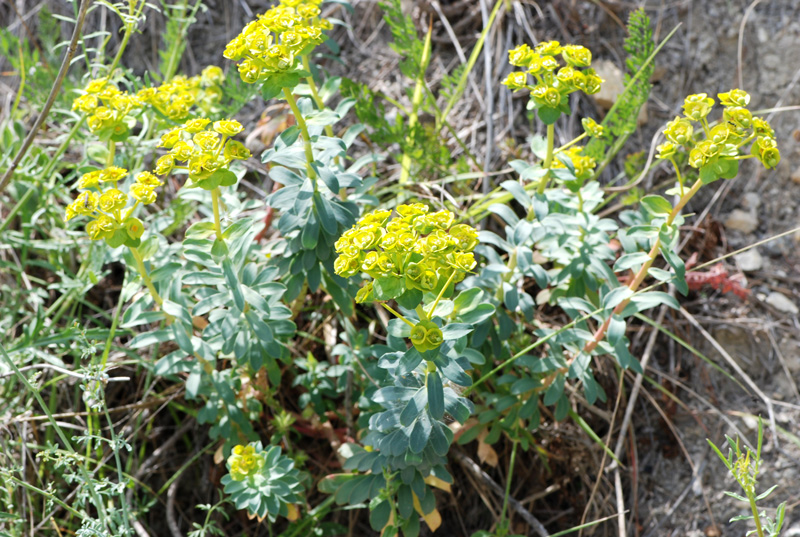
xmin=301 ymin=55 xmax=335 ymax=139
xmin=747 ymin=493 xmax=765 ymax=537
xmin=129 ymin=246 xmax=163 ymax=306
xmin=211 ymin=187 xmax=223 ymax=238
xmin=105 ymin=0 xmax=147 ymax=77
xmin=399 ymin=23 xmax=433 ymax=185
xmin=498 ymin=438 xmax=519 ymax=534
xmin=537 ymin=124 xmax=556 ymax=194
xmin=104 ymin=404 xmax=132 ymax=536
xmin=106 ymin=138 xmax=116 ymax=168
xmin=282 ymin=87 xmax=317 ymax=183
xmin=43 ymin=114 xmax=87 ymax=186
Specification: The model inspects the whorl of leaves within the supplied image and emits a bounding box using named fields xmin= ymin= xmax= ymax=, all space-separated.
xmin=585 ymin=8 xmax=655 ymax=161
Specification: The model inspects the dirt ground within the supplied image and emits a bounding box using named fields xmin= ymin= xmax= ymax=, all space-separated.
xmin=2 ymin=0 xmax=800 ymax=535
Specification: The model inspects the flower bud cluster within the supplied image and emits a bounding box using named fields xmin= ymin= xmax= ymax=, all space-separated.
xmin=223 ymin=0 xmax=329 ymax=84
xmin=333 ymin=205 xmax=479 ymax=302
xmin=657 ymin=89 xmax=780 ymax=171
xmin=409 ymin=320 xmax=444 ymax=353
xmin=136 ymin=66 xmax=224 ymax=121
xmin=503 ymin=41 xmax=603 ymax=110
xmin=581 ymin=117 xmax=604 ymax=138
xmin=228 ymin=444 xmax=265 ymax=481
xmin=72 ymin=79 xmax=141 ymax=140
xmin=154 ymin=118 xmax=251 ymax=187
xmin=65 ymin=167 xmax=162 ymax=244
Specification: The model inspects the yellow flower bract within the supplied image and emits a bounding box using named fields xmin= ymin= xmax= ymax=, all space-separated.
xmin=334 ymin=205 xmax=479 ymax=302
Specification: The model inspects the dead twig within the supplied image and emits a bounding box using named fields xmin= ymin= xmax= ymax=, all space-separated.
xmin=452 ymin=448 xmax=550 ymax=537
xmin=0 ymin=0 xmax=93 ymax=197
xmin=678 ymin=306 xmax=778 ymax=449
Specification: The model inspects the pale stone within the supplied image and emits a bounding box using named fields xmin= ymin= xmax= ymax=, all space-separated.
xmin=724 ymin=209 xmax=758 ymax=233
xmin=765 ymin=292 xmax=799 ymax=314
xmin=734 ymin=249 xmax=763 ymax=272
xmin=741 ymin=192 xmax=761 ymax=210
xmin=591 ymin=60 xmax=648 ymax=126
xmin=791 ymin=167 xmax=800 ymax=184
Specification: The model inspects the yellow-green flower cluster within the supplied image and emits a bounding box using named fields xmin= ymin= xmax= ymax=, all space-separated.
xmin=333 ymin=205 xmax=479 ymax=302
xmin=154 ymin=118 xmax=251 ymax=187
xmin=657 ymin=89 xmax=780 ymax=171
xmin=223 ymin=0 xmax=328 ymax=84
xmin=227 ymin=444 xmax=264 ymax=481
xmin=553 ymin=146 xmax=597 ymax=182
xmin=137 ymin=66 xmax=224 ymax=121
xmin=65 ymin=167 xmax=162 ymax=244
xmin=502 ymin=41 xmax=603 ymax=108
xmin=72 ymin=79 xmax=141 ymax=139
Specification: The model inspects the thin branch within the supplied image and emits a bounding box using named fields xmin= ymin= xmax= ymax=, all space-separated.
xmin=452 ymin=448 xmax=550 ymax=537
xmin=0 ymin=0 xmax=93 ymax=197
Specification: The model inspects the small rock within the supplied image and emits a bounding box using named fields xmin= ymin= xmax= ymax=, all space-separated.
xmin=741 ymin=192 xmax=761 ymax=210
xmin=591 ymin=60 xmax=622 ymax=110
xmin=779 ymin=339 xmax=800 ymax=373
xmin=765 ymin=292 xmax=799 ymax=314
xmin=791 ymin=167 xmax=800 ymax=184
xmin=725 ymin=209 xmax=758 ymax=233
xmin=734 ymin=249 xmax=763 ymax=271
xmin=591 ymin=60 xmax=648 ymax=125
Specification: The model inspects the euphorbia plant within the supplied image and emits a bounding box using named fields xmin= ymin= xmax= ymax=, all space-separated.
xmin=324 ymin=204 xmax=495 ymax=535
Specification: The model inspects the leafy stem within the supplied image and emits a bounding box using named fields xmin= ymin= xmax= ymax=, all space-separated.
xmin=106 ymin=137 xmax=116 ymax=168
xmin=129 ymin=246 xmax=163 ymax=307
xmin=211 ymin=187 xmax=223 ymax=239
xmin=583 ymin=177 xmax=703 ymax=355
xmin=398 ymin=21 xmax=433 ymax=185
xmin=537 ymin=123 xmax=556 ymax=194
xmin=301 ymin=55 xmax=335 ymax=139
xmin=283 ymin=87 xmax=317 ymax=184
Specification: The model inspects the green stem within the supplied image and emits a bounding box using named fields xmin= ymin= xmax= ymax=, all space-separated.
xmin=106 ymin=138 xmax=116 ymax=168
xmin=554 ymin=131 xmax=587 ymax=155
xmin=537 ymin=124 xmax=555 ymax=194
xmin=748 ymin=492 xmax=765 ymax=537
xmin=43 ymin=114 xmax=86 ymax=186
xmin=429 ymin=271 xmax=457 ymax=318
xmin=284 ymin=496 xmax=337 ymax=537
xmin=301 ymin=55 xmax=335 ymax=139
xmin=399 ymin=22 xmax=433 ymax=185
xmin=495 ymin=249 xmax=517 ymax=302
xmin=381 ymin=302 xmax=416 ymax=328
xmin=99 ymin=273 xmax=126 ymax=369
xmin=282 ymin=87 xmax=317 ymax=183
xmin=498 ymin=438 xmax=519 ymax=535
xmin=211 ymin=187 xmax=223 ymax=238
xmin=105 ymin=1 xmax=147 ymax=77
xmin=1 ymin=474 xmax=85 ymax=519
xmin=0 ymin=345 xmax=112 ymax=530
xmin=670 ymin=157 xmax=684 ymax=196
xmin=104 ymin=403 xmax=132 ymax=535
xmin=129 ymin=246 xmax=163 ymax=306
